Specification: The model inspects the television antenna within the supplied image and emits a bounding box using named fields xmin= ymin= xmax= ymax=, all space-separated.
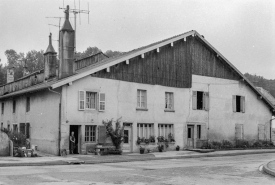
xmin=59 ymin=0 xmax=90 ymax=54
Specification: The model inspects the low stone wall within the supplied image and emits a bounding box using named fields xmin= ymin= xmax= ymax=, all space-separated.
xmin=0 ymin=131 xmax=10 ymax=156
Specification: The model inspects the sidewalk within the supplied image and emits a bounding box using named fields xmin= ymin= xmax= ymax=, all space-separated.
xmin=0 ymin=149 xmax=275 ymax=167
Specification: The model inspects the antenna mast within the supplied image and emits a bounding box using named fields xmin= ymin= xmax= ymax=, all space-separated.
xmin=59 ymin=0 xmax=90 ymax=55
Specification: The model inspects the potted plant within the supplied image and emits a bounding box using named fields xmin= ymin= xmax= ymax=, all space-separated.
xmin=144 ymin=139 xmax=150 ymax=144
xmin=140 ymin=146 xmax=145 ymax=154
xmin=157 ymin=144 xmax=164 ymax=152
xmin=149 ymin=136 xmax=155 ymax=143
xmin=157 ymin=136 xmax=164 ymax=143
xmin=168 ymin=133 xmax=175 ymax=142
xmin=176 ymin=145 xmax=180 ymax=151
xmin=136 ymin=137 xmax=142 ymax=145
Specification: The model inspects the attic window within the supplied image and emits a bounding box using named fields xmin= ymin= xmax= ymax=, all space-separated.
xmin=233 ymin=95 xmax=245 ymax=113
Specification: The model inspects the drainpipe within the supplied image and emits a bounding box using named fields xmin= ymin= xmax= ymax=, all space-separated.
xmin=48 ymin=87 xmax=62 ymax=156
xmin=270 ymin=117 xmax=275 ymax=142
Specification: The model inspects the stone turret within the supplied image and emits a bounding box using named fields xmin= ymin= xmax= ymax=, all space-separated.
xmin=44 ymin=33 xmax=57 ymax=80
xmin=59 ymin=5 xmax=75 ymax=79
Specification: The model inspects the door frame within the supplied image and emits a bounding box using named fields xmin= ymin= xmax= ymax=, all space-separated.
xmin=123 ymin=122 xmax=133 ymax=152
xmin=186 ymin=122 xmax=206 ymax=149
xmin=69 ymin=125 xmax=82 ymax=154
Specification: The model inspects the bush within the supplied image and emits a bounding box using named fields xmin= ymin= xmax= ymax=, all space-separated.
xmin=102 ymin=118 xmax=124 ymax=149
xmin=211 ymin=141 xmax=222 ymax=149
xmin=235 ymin=140 xmax=250 ymax=148
xmin=201 ymin=140 xmax=213 ymax=149
xmin=221 ymin=140 xmax=234 ymax=149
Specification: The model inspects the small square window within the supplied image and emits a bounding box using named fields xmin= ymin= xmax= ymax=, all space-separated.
xmin=26 ymin=97 xmax=30 ymax=112
xmin=165 ymin=92 xmax=174 ymax=110
xmin=137 ymin=90 xmax=147 ymax=109
xmin=13 ymin=100 xmax=16 ymax=113
xmin=86 ymin=92 xmax=97 ymax=109
xmin=85 ymin=125 xmax=96 ymax=142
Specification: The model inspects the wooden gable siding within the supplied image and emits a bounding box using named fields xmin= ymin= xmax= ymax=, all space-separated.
xmin=93 ymin=38 xmax=192 ymax=88
xmin=191 ymin=37 xmax=240 ymax=81
xmin=75 ymin=53 xmax=108 ymax=71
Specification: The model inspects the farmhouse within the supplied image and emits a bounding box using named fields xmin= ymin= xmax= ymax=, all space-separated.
xmin=0 ymin=6 xmax=274 ymax=155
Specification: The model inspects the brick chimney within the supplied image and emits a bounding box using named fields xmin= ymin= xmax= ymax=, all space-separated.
xmin=7 ymin=66 xmax=15 ymax=83
xmin=44 ymin=33 xmax=57 ymax=81
xmin=59 ymin=5 xmax=75 ymax=79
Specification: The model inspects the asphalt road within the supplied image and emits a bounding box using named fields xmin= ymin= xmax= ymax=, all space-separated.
xmin=0 ymin=153 xmax=274 ymax=185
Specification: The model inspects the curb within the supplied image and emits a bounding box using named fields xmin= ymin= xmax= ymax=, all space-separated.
xmin=263 ymin=162 xmax=275 ymax=177
xmin=0 ymin=150 xmax=274 ymax=167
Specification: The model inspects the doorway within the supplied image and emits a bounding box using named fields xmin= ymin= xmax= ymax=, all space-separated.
xmin=122 ymin=123 xmax=132 ymax=152
xmin=69 ymin=125 xmax=81 ymax=154
xmin=187 ymin=125 xmax=194 ymax=148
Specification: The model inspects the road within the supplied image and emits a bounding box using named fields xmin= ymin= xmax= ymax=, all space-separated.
xmin=0 ymin=153 xmax=274 ymax=185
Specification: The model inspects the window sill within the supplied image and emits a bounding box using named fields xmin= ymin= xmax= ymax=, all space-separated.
xmin=136 ymin=108 xmax=148 ymax=111
xmin=164 ymin=109 xmax=175 ymax=112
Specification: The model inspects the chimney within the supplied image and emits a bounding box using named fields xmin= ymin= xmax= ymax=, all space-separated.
xmin=59 ymin=5 xmax=75 ymax=79
xmin=44 ymin=33 xmax=57 ymax=81
xmin=23 ymin=59 xmax=28 ymax=77
xmin=7 ymin=66 xmax=15 ymax=83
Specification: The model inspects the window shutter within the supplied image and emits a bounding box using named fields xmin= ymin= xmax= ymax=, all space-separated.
xmin=241 ymin=96 xmax=245 ymax=113
xmin=201 ymin=124 xmax=207 ymax=140
xmin=204 ymin=92 xmax=209 ymax=111
xmin=98 ymin=126 xmax=106 ymax=144
xmin=258 ymin=124 xmax=265 ymax=140
xmin=79 ymin=90 xmax=85 ymax=110
xmin=232 ymin=95 xmax=236 ymax=112
xmin=99 ymin=93 xmax=106 ymax=111
xmin=144 ymin=90 xmax=147 ymax=108
xmin=26 ymin=123 xmax=30 ymax=139
xmin=192 ymin=91 xmax=197 ymax=110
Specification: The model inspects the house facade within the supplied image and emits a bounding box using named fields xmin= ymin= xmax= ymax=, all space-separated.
xmin=0 ymin=7 xmax=274 ymax=155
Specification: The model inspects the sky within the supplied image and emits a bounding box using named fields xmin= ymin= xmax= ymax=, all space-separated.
xmin=0 ymin=0 xmax=274 ymax=79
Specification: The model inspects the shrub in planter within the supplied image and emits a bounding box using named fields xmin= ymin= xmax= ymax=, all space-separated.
xmin=8 ymin=131 xmax=27 ymax=148
xmin=140 ymin=146 xmax=145 ymax=154
xmin=252 ymin=140 xmax=263 ymax=148
xmin=262 ymin=140 xmax=274 ymax=147
xmin=168 ymin=133 xmax=175 ymax=142
xmin=149 ymin=136 xmax=155 ymax=143
xmin=176 ymin=145 xmax=180 ymax=151
xmin=144 ymin=139 xmax=150 ymax=144
xmin=157 ymin=136 xmax=165 ymax=143
xmin=164 ymin=139 xmax=169 ymax=148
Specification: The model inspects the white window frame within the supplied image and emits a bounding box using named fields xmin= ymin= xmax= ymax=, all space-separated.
xmin=158 ymin=124 xmax=174 ymax=139
xmin=137 ymin=123 xmax=154 ymax=139
xmin=165 ymin=92 xmax=174 ymax=110
xmin=78 ymin=91 xmax=106 ymax=111
xmin=137 ymin=89 xmax=147 ymax=109
xmin=192 ymin=91 xmax=209 ymax=111
xmin=85 ymin=125 xmax=97 ymax=142
xmin=86 ymin=91 xmax=97 ymax=110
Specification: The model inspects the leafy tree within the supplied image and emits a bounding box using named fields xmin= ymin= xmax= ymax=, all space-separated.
xmin=104 ymin=50 xmax=124 ymax=58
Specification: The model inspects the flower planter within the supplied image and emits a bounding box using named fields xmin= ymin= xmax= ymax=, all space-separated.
xmin=140 ymin=149 xmax=145 ymax=154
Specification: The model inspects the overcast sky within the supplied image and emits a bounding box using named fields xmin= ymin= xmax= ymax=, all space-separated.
xmin=0 ymin=0 xmax=274 ymax=79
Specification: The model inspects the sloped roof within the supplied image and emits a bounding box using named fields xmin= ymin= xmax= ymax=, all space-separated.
xmin=256 ymin=87 xmax=275 ymax=106
xmin=50 ymin=30 xmax=275 ymax=112
xmin=0 ymin=79 xmax=58 ymax=100
xmin=61 ymin=19 xmax=74 ymax=32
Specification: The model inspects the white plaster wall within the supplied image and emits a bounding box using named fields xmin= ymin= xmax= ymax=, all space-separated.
xmin=0 ymin=90 xmax=60 ymax=155
xmin=190 ymin=75 xmax=272 ymax=142
xmin=61 ymin=76 xmax=190 ymax=153
xmin=62 ymin=74 xmax=272 ymax=153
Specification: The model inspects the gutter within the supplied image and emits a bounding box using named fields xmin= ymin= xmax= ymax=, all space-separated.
xmin=48 ymin=87 xmax=62 ymax=156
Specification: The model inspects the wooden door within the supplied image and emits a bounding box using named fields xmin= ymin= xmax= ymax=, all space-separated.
xmin=122 ymin=126 xmax=132 ymax=152
xmin=187 ymin=125 xmax=194 ymax=148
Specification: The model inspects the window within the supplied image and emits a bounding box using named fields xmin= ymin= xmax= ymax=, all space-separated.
xmin=13 ymin=124 xmax=18 ymax=132
xmin=19 ymin=123 xmax=30 ymax=138
xmin=1 ymin=122 xmax=3 ymax=130
xmin=137 ymin=123 xmax=154 ymax=139
xmin=13 ymin=100 xmax=16 ymax=113
xmin=7 ymin=124 xmax=10 ymax=131
xmin=1 ymin=102 xmax=4 ymax=114
xmin=85 ymin=125 xmax=96 ymax=142
xmin=158 ymin=124 xmax=174 ymax=139
xmin=233 ymin=95 xmax=245 ymax=113
xmin=78 ymin=91 xmax=105 ymax=111
xmin=192 ymin=91 xmax=209 ymax=110
xmin=137 ymin=90 xmax=147 ymax=109
xmin=26 ymin=97 xmax=30 ymax=112
xmin=197 ymin=125 xmax=201 ymax=139
xmin=165 ymin=92 xmax=174 ymax=110
xmin=235 ymin=124 xmax=244 ymax=140
xmin=86 ymin=92 xmax=97 ymax=109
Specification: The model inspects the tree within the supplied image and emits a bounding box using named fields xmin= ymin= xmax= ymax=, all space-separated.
xmin=104 ymin=50 xmax=124 ymax=58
